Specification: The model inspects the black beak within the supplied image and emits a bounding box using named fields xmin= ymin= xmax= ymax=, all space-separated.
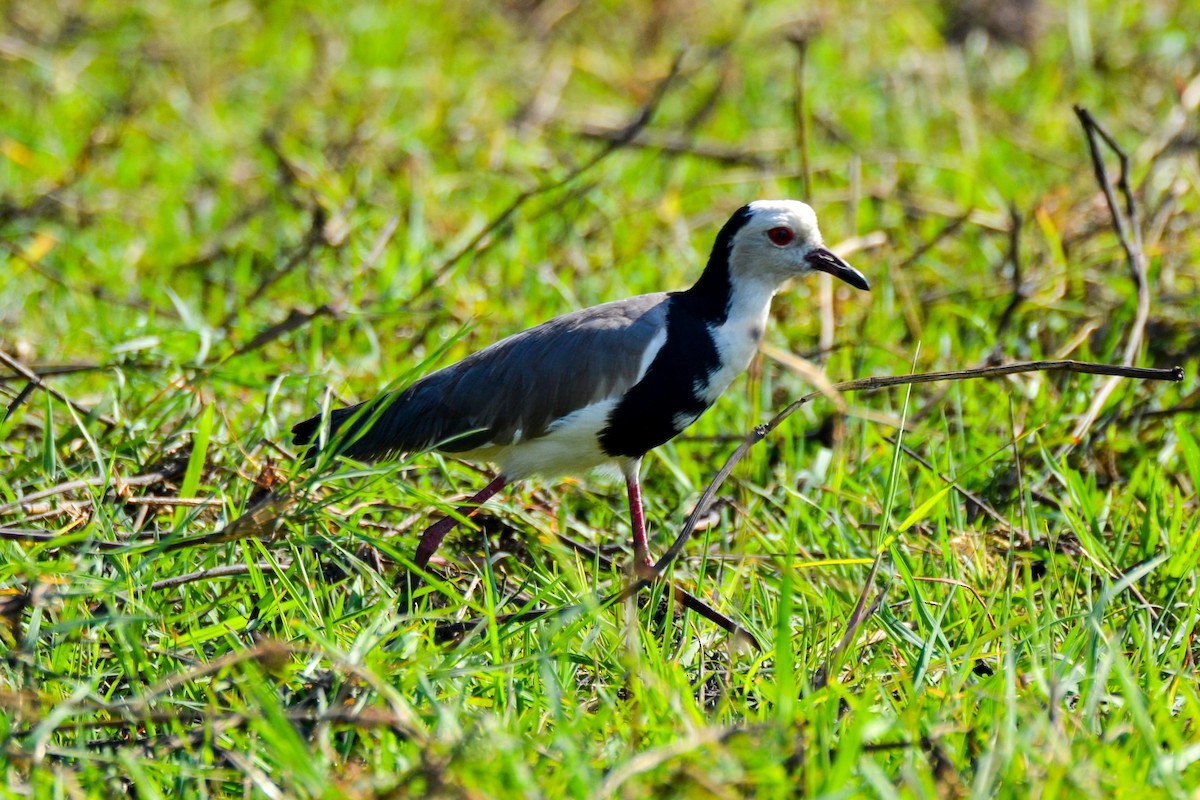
xmin=805 ymin=248 xmax=870 ymax=291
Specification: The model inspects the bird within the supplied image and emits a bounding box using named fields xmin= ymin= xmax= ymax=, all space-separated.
xmin=292 ymin=200 xmax=869 ymax=573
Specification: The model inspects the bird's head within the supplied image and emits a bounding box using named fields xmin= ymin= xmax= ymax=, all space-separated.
xmin=725 ymin=199 xmax=870 ymax=291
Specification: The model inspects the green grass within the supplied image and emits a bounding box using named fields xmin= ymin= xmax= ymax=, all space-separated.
xmin=2 ymin=1 xmax=1198 ymax=796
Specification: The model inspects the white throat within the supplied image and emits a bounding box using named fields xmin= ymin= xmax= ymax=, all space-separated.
xmin=696 ymin=277 xmax=777 ymax=404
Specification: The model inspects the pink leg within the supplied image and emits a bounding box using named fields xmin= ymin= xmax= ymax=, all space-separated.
xmin=413 ymin=474 xmax=508 ymax=569
xmin=626 ymin=472 xmax=652 ymax=571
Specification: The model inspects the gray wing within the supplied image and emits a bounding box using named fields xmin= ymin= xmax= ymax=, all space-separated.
xmin=297 ymin=293 xmax=670 ymax=461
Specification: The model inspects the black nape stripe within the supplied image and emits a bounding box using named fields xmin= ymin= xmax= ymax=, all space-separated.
xmin=675 ymin=203 xmax=755 ymax=323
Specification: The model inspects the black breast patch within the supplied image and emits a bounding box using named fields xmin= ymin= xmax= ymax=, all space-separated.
xmin=597 ymin=204 xmax=755 ymax=459
xmin=598 ymin=296 xmax=721 ymax=459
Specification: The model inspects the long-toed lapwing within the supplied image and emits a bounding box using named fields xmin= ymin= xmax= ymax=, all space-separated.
xmin=293 ymin=199 xmax=869 ymax=572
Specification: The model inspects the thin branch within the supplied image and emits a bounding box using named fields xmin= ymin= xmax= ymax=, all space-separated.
xmin=0 ymin=462 xmax=187 ymax=516
xmin=811 ymin=553 xmax=887 ymax=691
xmin=218 ymin=204 xmax=329 ymax=330
xmin=573 ymin=124 xmax=769 ymax=167
xmin=891 ymin=210 xmax=973 ymax=343
xmin=229 ymin=303 xmax=343 ymax=358
xmin=147 ymin=562 xmax=289 ymax=592
xmin=1065 ymin=106 xmax=1152 ymax=449
xmin=432 ymin=533 xmax=760 ymax=648
xmin=161 ymin=487 xmax=302 ymax=553
xmin=9 ymin=639 xmax=428 ymax=750
xmin=0 ymin=348 xmax=118 ymax=427
xmin=887 ymin=436 xmax=1029 ymax=545
xmin=9 ymin=706 xmax=416 ymax=741
xmin=0 ymin=528 xmax=125 ymax=550
xmin=0 ymin=86 xmax=138 ymax=228
xmin=912 ymin=576 xmax=998 ymax=631
xmin=992 ymin=203 xmax=1025 ymax=345
xmin=0 ymin=360 xmax=161 ymax=383
xmin=226 ymin=214 xmax=399 ymax=359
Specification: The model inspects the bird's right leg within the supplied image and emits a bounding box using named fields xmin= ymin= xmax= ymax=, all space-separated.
xmin=412 ymin=474 xmax=508 ymax=569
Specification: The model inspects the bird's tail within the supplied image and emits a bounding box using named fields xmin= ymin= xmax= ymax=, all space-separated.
xmin=292 ymin=400 xmax=389 ymax=463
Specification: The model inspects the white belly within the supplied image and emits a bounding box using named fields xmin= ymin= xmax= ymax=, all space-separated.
xmin=455 ymin=397 xmax=621 ymax=479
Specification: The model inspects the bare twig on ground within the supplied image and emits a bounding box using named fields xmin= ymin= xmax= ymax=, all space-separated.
xmin=0 ymin=239 xmax=165 ymax=316
xmin=0 ymin=87 xmax=137 ymax=228
xmin=0 ymin=461 xmax=186 ymax=517
xmin=892 ymin=210 xmax=974 ymax=343
xmin=7 ymin=705 xmax=417 ymax=744
xmin=992 ymin=204 xmax=1025 ymax=346
xmin=229 ymin=303 xmax=343 ymax=359
xmin=0 ymin=528 xmax=118 ymax=550
xmin=887 ymin=436 xmax=1030 ymax=546
xmin=433 ymin=531 xmax=760 ymax=648
xmin=1063 ymin=107 xmax=1151 ymax=451
xmin=226 ymin=214 xmax=399 ymax=359
xmin=5 ymin=639 xmax=427 ymax=752
xmin=810 ymin=554 xmax=888 ymax=691
xmin=0 ymin=348 xmax=118 ymax=427
xmin=161 ymin=487 xmax=302 ymax=552
xmin=573 ymin=124 xmax=770 ymax=167
xmin=0 ymin=361 xmax=159 ymax=382
xmin=218 ymin=205 xmax=330 ymax=330
xmin=147 ymin=562 xmax=290 ymax=592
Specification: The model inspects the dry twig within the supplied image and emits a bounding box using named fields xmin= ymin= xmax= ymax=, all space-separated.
xmin=992 ymin=204 xmax=1025 ymax=345
xmin=0 ymin=461 xmax=186 ymax=517
xmin=218 ymin=205 xmax=330 ymax=330
xmin=1063 ymin=107 xmax=1152 ymax=450
xmin=0 ymin=348 xmax=118 ymax=427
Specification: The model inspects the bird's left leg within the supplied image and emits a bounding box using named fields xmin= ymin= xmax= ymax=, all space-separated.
xmin=413 ymin=474 xmax=508 ymax=569
xmin=624 ymin=462 xmax=653 ymax=576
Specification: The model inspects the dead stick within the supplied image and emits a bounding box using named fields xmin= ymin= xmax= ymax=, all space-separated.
xmin=1066 ymin=107 xmax=1151 ymax=448
xmin=0 ymin=349 xmax=118 ymax=427
xmin=0 ymin=462 xmax=186 ymax=516
xmin=811 ymin=554 xmax=888 ymax=691
xmin=147 ymin=562 xmax=289 ymax=592
xmin=992 ymin=203 xmax=1025 ymax=344
xmin=574 ymin=125 xmax=769 ymax=167
xmin=434 ymin=533 xmax=759 ymax=647
xmin=0 ymin=528 xmax=125 ymax=550
xmin=219 ymin=205 xmax=328 ymax=330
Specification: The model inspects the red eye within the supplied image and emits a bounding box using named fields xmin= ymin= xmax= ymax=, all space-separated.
xmin=767 ymin=227 xmax=794 ymax=246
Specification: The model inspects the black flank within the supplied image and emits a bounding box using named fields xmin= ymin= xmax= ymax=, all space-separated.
xmin=598 ymin=204 xmax=755 ymax=459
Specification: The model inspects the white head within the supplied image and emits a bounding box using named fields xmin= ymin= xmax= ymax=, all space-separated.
xmin=725 ymin=199 xmax=870 ymax=291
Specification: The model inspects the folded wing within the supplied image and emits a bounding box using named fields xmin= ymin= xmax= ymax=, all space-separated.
xmin=292 ymin=293 xmax=670 ymax=462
